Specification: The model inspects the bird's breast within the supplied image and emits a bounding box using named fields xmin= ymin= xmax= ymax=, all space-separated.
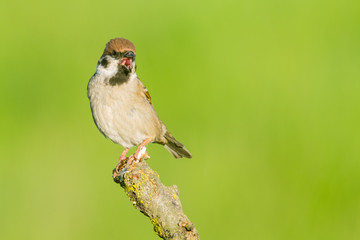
xmin=88 ymin=76 xmax=161 ymax=148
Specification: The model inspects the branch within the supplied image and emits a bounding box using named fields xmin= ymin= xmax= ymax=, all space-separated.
xmin=113 ymin=159 xmax=200 ymax=240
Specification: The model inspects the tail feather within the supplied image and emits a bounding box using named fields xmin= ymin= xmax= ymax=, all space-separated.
xmin=164 ymin=132 xmax=192 ymax=159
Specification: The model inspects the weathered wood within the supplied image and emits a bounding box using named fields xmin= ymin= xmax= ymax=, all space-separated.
xmin=113 ymin=160 xmax=199 ymax=240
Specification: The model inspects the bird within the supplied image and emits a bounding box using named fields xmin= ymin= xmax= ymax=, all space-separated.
xmin=87 ymin=38 xmax=192 ymax=176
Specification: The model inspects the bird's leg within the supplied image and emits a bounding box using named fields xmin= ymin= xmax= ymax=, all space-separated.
xmin=126 ymin=138 xmax=152 ymax=167
xmin=112 ymin=148 xmax=129 ymax=178
xmin=134 ymin=138 xmax=152 ymax=160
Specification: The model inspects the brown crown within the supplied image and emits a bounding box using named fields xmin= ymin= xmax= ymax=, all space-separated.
xmin=103 ymin=38 xmax=136 ymax=56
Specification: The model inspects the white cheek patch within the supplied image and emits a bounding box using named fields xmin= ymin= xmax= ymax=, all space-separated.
xmin=96 ymin=58 xmax=118 ymax=78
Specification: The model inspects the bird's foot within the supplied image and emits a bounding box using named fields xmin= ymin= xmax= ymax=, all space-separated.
xmin=143 ymin=151 xmax=150 ymax=160
xmin=134 ymin=147 xmax=151 ymax=163
xmin=125 ymin=147 xmax=150 ymax=168
xmin=112 ymin=157 xmax=128 ymax=179
xmin=113 ymin=142 xmax=151 ymax=180
xmin=132 ymin=137 xmax=152 ymax=162
xmin=112 ymin=148 xmax=130 ymax=180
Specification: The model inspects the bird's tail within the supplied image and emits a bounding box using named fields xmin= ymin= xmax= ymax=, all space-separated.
xmin=164 ymin=131 xmax=192 ymax=159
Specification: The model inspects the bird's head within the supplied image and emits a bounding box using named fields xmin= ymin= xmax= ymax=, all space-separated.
xmin=96 ymin=38 xmax=137 ymax=80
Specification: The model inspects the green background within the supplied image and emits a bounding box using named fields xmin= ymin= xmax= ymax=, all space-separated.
xmin=1 ymin=0 xmax=360 ymax=239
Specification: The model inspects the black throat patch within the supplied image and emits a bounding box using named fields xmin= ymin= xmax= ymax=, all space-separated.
xmin=109 ymin=66 xmax=130 ymax=86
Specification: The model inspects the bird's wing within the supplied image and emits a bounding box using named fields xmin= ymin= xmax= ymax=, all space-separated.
xmin=137 ymin=78 xmax=153 ymax=105
xmin=143 ymin=87 xmax=152 ymax=105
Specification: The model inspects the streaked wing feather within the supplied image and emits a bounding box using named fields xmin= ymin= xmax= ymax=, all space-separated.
xmin=144 ymin=87 xmax=152 ymax=105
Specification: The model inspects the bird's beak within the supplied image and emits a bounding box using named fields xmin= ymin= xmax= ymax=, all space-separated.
xmin=119 ymin=57 xmax=132 ymax=70
xmin=119 ymin=51 xmax=135 ymax=70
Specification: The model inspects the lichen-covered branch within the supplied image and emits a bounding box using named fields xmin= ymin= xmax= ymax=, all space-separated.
xmin=113 ymin=159 xmax=199 ymax=240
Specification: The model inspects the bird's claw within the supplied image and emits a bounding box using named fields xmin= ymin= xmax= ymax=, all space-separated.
xmin=127 ymin=148 xmax=150 ymax=168
xmin=112 ymin=168 xmax=121 ymax=183
xmin=112 ymin=146 xmax=151 ymax=180
xmin=112 ymin=156 xmax=128 ymax=180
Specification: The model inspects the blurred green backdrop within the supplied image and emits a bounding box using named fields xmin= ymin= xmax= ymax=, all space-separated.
xmin=1 ymin=0 xmax=360 ymax=239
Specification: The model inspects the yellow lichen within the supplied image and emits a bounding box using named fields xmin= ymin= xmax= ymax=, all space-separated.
xmin=151 ymin=218 xmax=163 ymax=238
xmin=126 ymin=185 xmax=135 ymax=193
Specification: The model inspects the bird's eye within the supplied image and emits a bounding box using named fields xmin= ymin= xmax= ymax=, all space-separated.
xmin=111 ymin=50 xmax=117 ymax=57
xmin=123 ymin=51 xmax=135 ymax=58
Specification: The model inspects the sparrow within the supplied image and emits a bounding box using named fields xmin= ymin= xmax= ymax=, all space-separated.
xmin=87 ymin=38 xmax=192 ymax=176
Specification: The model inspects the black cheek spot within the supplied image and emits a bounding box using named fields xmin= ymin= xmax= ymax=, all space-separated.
xmin=100 ymin=58 xmax=109 ymax=68
xmin=109 ymin=67 xmax=130 ymax=86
